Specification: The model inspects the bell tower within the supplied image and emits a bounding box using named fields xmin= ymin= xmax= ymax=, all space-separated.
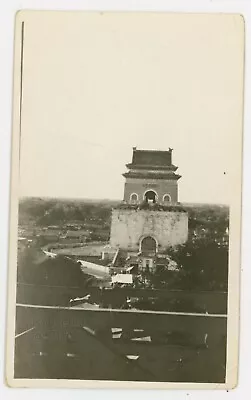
xmin=109 ymin=147 xmax=188 ymax=253
xmin=123 ymin=147 xmax=181 ymax=205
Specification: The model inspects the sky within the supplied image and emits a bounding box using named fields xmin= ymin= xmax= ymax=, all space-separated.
xmin=18 ymin=12 xmax=244 ymax=204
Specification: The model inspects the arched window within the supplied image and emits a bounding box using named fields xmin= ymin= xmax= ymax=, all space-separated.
xmin=140 ymin=236 xmax=157 ymax=254
xmin=130 ymin=193 xmax=138 ymax=204
xmin=144 ymin=190 xmax=157 ymax=204
xmin=163 ymin=194 xmax=171 ymax=203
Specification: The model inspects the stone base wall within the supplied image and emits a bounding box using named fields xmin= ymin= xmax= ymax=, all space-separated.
xmin=110 ymin=208 xmax=188 ymax=251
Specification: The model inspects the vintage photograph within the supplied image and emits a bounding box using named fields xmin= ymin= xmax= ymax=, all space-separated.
xmin=6 ymin=11 xmax=244 ymax=388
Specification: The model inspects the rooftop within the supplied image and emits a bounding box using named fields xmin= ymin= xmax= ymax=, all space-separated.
xmin=123 ymin=171 xmax=181 ymax=180
xmin=130 ymin=148 xmax=174 ymax=168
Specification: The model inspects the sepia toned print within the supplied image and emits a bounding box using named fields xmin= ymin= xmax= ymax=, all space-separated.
xmin=6 ymin=11 xmax=244 ymax=389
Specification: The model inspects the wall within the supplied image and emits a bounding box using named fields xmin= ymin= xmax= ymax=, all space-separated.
xmin=52 ymin=243 xmax=106 ymax=257
xmin=77 ymin=259 xmax=110 ymax=275
xmin=123 ymin=177 xmax=178 ymax=203
xmin=110 ymin=208 xmax=188 ymax=251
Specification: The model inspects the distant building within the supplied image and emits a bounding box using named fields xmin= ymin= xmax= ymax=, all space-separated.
xmin=109 ymin=147 xmax=188 ymax=273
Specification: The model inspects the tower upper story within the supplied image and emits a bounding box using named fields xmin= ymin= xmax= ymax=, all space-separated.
xmin=123 ymin=147 xmax=181 ymax=205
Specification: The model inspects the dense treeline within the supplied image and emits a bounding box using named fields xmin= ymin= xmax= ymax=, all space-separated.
xmin=187 ymin=205 xmax=229 ymax=233
xmin=19 ymin=197 xmax=117 ymax=227
xmin=16 ymin=247 xmax=99 ymax=306
xmin=169 ymin=240 xmax=228 ymax=291
xmin=17 ymin=247 xmax=85 ymax=287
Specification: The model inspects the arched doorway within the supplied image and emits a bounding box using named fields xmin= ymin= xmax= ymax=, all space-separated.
xmin=130 ymin=193 xmax=138 ymax=204
xmin=163 ymin=194 xmax=171 ymax=204
xmin=140 ymin=236 xmax=157 ymax=253
xmin=144 ymin=190 xmax=157 ymax=204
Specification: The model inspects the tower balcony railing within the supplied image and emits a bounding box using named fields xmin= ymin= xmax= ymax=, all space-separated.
xmin=115 ymin=201 xmax=187 ymax=213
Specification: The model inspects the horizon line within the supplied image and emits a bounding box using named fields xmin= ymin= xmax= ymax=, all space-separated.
xmin=19 ymin=195 xmax=229 ymax=207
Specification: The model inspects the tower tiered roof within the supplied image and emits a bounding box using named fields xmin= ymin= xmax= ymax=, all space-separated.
xmin=123 ymin=148 xmax=181 ymax=180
